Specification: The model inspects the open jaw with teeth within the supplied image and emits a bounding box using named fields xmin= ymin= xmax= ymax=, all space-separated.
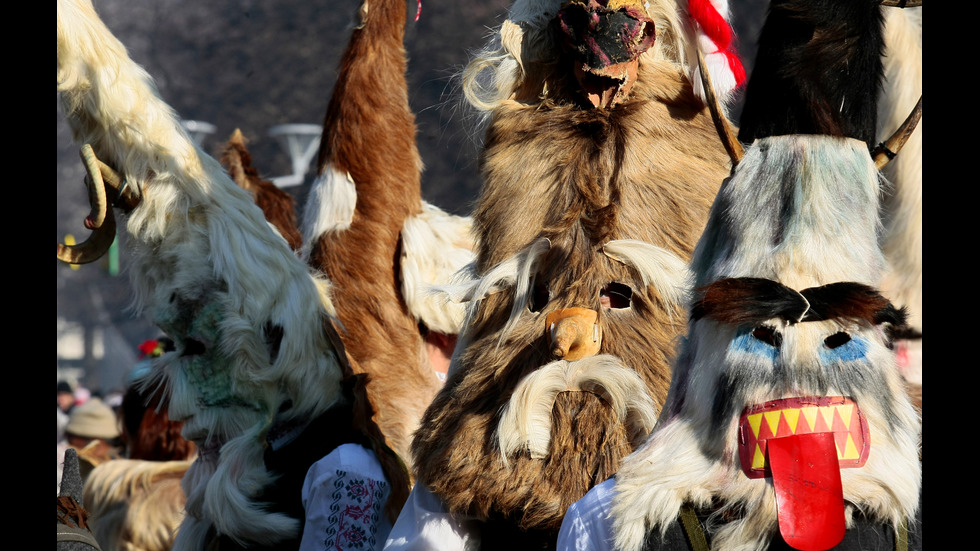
xmin=556 ymin=1 xmax=656 ymax=109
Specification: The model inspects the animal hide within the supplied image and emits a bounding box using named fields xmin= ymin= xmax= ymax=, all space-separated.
xmin=411 ymin=0 xmax=735 ymax=538
xmin=301 ymin=0 xmax=475 ymax=469
xmin=221 ymin=129 xmax=304 ymax=252
xmin=57 ymin=0 xmax=353 ymax=546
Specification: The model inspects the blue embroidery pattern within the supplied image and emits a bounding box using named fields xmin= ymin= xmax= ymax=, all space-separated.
xmin=323 ymin=469 xmax=388 ymax=550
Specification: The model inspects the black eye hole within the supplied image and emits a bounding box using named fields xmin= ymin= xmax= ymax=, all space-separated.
xmin=600 ymin=282 xmax=633 ymax=309
xmin=181 ymin=338 xmax=207 ymax=357
xmin=752 ymin=325 xmax=782 ymax=347
xmin=529 ymin=282 xmax=550 ymax=313
xmin=824 ymin=332 xmax=852 ymax=349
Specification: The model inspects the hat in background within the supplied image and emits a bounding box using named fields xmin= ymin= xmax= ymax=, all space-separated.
xmin=57 ymin=380 xmax=74 ymax=395
xmin=65 ymin=398 xmax=120 ymax=440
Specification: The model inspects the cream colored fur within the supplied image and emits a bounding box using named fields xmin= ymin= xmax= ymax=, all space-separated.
xmin=299 ymin=164 xmax=358 ymax=258
xmin=84 ymin=459 xmax=192 ymax=551
xmin=877 ymin=7 xmax=922 ymax=384
xmin=400 ymin=201 xmax=477 ymax=335
xmin=601 ymin=239 xmax=693 ymax=314
xmin=58 ymin=0 xmax=347 ymax=547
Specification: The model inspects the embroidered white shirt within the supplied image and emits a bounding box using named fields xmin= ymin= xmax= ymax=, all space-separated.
xmin=300 ymin=443 xmax=393 ymax=551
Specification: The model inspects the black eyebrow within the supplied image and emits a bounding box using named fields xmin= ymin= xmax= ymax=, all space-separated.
xmin=692 ymin=278 xmax=906 ymax=327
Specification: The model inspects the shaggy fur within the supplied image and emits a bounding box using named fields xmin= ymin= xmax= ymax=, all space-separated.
xmin=409 ymin=0 xmax=736 ymax=541
xmin=609 ymin=136 xmax=921 ymax=551
xmin=736 ymin=0 xmax=886 ymax=146
xmin=473 ymin=59 xmax=730 ymax=271
xmin=83 ymin=459 xmax=191 ymax=551
xmin=221 ymin=129 xmax=304 ymax=252
xmin=413 ymin=233 xmax=694 ymax=535
xmin=301 ymin=0 xmax=475 ymax=470
xmin=58 ymin=0 xmax=352 ymax=546
xmin=877 ymin=7 xmax=922 ymax=389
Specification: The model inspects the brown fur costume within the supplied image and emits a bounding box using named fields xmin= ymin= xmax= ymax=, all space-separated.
xmin=410 ymin=0 xmax=734 ymax=541
xmin=301 ymin=0 xmax=472 ymax=470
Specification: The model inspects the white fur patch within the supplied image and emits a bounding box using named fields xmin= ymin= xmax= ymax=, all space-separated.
xmin=400 ymin=201 xmax=477 ymax=334
xmin=299 ymin=165 xmax=357 ymax=261
xmin=602 ymin=239 xmax=693 ymax=312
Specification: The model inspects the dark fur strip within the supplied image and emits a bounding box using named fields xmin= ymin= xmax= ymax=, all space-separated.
xmin=736 ymin=0 xmax=886 ymax=146
xmin=694 ymin=278 xmax=909 ymax=328
xmin=691 ymin=277 xmax=808 ymax=324
xmin=799 ymin=282 xmax=902 ymax=325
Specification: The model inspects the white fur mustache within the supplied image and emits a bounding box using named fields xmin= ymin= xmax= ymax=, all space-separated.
xmin=496 ymin=354 xmax=659 ymax=467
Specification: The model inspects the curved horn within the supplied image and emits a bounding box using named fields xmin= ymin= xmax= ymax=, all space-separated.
xmin=872 ymin=95 xmax=922 ymax=170
xmin=87 ymin=146 xmax=142 ymax=212
xmin=879 ymin=1 xmax=922 ymax=7
xmin=697 ymin=49 xmax=743 ymax=169
xmin=57 ymin=145 xmax=118 ymax=264
xmin=80 ymin=144 xmax=108 ymax=230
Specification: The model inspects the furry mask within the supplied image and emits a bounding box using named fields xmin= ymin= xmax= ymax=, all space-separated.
xmin=610 ymin=135 xmax=921 ymax=551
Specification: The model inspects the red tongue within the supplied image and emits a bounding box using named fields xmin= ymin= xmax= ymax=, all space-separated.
xmin=768 ymin=432 xmax=846 ymax=550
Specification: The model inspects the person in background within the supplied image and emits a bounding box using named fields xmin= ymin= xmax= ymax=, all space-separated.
xmin=58 ymin=380 xmax=76 ymax=414
xmin=82 ymin=337 xmax=197 ymax=551
xmin=63 ymin=398 xmax=123 ymax=484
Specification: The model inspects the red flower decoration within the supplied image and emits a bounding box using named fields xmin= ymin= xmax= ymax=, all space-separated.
xmin=138 ymin=339 xmax=161 ymax=359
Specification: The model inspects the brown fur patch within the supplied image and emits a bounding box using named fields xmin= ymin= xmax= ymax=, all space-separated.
xmin=306 ymin=0 xmax=440 ymax=476
xmin=474 ymin=60 xmax=728 ymax=270
xmin=220 ymin=129 xmax=304 ymax=252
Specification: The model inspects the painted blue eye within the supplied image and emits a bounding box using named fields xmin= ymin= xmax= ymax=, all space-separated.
xmin=730 ymin=326 xmax=780 ymax=362
xmin=819 ymin=333 xmax=867 ymax=362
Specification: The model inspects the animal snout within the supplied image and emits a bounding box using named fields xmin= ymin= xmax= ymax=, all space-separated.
xmin=545 ymin=307 xmax=602 ymax=361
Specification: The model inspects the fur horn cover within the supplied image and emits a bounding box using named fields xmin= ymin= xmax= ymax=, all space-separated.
xmin=411 ymin=0 xmax=732 ymax=537
xmin=609 ymin=136 xmax=922 ymax=551
xmin=299 ymin=0 xmax=475 ymax=472
xmin=58 ymin=0 xmax=349 ymax=547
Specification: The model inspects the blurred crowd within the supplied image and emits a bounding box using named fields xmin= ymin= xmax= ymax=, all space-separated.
xmin=57 ymin=338 xmax=197 ymax=551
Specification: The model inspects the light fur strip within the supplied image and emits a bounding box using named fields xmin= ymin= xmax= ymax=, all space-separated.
xmin=602 ymin=239 xmax=693 ymax=312
xmin=299 ymin=164 xmax=357 ymax=261
xmin=432 ymin=237 xmax=551 ymax=345
xmin=496 ymin=354 xmax=659 ymax=467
